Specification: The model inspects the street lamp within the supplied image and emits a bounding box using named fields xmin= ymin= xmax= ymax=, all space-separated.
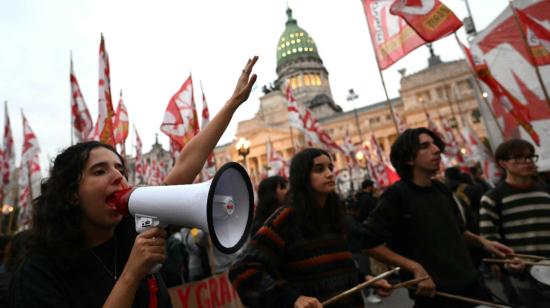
xmin=355 ymin=151 xmax=366 ymax=169
xmin=347 ymin=89 xmax=364 ymax=143
xmin=235 ymin=137 xmax=251 ymax=169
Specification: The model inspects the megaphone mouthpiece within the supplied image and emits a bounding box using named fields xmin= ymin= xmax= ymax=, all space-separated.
xmin=107 ymin=187 xmax=133 ymax=216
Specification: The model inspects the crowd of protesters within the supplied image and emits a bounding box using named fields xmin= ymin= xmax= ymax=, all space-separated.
xmin=2 ymin=125 xmax=550 ymax=308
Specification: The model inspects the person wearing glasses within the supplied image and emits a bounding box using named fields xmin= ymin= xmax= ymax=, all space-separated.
xmin=480 ymin=138 xmax=550 ymax=307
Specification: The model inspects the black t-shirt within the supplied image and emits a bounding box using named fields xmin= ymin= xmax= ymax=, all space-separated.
xmin=9 ymin=217 xmax=173 ymax=308
xmin=364 ymin=180 xmax=479 ymax=292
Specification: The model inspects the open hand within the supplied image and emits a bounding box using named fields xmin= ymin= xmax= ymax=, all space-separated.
xmin=228 ymin=56 xmax=258 ymax=108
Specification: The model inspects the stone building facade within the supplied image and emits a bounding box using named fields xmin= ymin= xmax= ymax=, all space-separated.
xmin=212 ymin=8 xmax=489 ymax=190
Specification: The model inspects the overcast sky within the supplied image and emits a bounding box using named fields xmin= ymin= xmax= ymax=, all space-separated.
xmin=0 ymin=0 xmax=509 ymax=170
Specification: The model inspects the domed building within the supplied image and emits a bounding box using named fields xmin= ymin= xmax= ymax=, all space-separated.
xmin=213 ymin=7 xmax=489 ymax=194
xmin=275 ymin=8 xmax=342 ymax=117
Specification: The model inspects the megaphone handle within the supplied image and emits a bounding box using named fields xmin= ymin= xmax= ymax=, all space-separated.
xmin=133 ymin=214 xmax=164 ymax=274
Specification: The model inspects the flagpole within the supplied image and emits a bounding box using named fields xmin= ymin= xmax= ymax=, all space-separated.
xmin=361 ymin=3 xmax=401 ymax=135
xmin=454 ymin=34 xmax=504 ymax=138
xmin=509 ymin=2 xmax=550 ymax=109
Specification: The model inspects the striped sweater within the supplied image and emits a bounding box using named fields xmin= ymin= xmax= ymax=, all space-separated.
xmin=479 ymin=181 xmax=550 ymax=257
xmin=229 ymin=206 xmax=363 ymax=308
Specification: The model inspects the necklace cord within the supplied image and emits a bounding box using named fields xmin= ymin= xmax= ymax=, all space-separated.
xmin=90 ymin=237 xmax=118 ymax=281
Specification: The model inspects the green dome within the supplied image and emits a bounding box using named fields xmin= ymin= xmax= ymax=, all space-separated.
xmin=276 ymin=8 xmax=321 ymax=69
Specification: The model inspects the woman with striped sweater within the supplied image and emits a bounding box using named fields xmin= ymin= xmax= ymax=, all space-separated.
xmin=229 ymin=148 xmax=391 ymax=308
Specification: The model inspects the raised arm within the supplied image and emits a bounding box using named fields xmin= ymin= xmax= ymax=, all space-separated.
xmin=164 ymin=56 xmax=258 ymax=185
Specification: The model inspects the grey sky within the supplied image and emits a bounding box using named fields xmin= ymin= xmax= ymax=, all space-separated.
xmin=0 ymin=0 xmax=508 ymax=170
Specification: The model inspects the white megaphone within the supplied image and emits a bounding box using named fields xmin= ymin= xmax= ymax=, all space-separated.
xmin=108 ymin=162 xmax=253 ymax=271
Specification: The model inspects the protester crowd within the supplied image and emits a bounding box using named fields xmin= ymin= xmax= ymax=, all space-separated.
xmin=2 ymin=125 xmax=550 ymax=308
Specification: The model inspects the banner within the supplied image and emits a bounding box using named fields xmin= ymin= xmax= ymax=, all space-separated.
xmin=514 ymin=7 xmax=550 ymax=66
xmin=168 ymin=272 xmax=243 ymax=308
xmin=161 ymin=75 xmax=200 ymax=154
xmin=70 ymin=57 xmax=93 ymax=143
xmin=470 ymin=0 xmax=550 ymax=170
xmin=362 ymin=0 xmax=425 ymax=69
xmin=390 ymin=0 xmax=462 ymax=42
xmin=91 ymin=33 xmax=116 ymax=146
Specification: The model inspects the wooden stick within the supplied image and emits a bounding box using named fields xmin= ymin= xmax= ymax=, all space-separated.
xmin=406 ymin=286 xmax=511 ymax=308
xmin=483 ymin=258 xmax=549 ymax=267
xmin=507 ymin=253 xmax=549 ymax=261
xmin=436 ymin=291 xmax=510 ymax=308
xmin=391 ymin=276 xmax=429 ymax=290
xmin=321 ymin=267 xmax=400 ymax=306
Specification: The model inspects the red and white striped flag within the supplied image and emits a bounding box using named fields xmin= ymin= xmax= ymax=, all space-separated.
xmin=515 ymin=7 xmax=550 ymax=66
xmin=134 ymin=125 xmax=144 ymax=183
xmin=266 ymin=138 xmax=288 ymax=178
xmin=200 ymin=82 xmax=216 ymax=180
xmin=342 ymin=128 xmax=357 ymax=167
xmin=1 ymin=101 xmax=15 ymax=203
xmin=460 ymin=40 xmax=541 ymax=146
xmin=286 ymin=85 xmax=343 ymax=153
xmin=461 ymin=122 xmax=500 ymax=183
xmin=286 ymin=85 xmax=304 ymax=131
xmin=362 ymin=0 xmax=426 ymax=69
xmin=390 ymin=0 xmax=463 ymax=42
xmin=393 ymin=110 xmax=407 ymax=133
xmin=70 ymin=57 xmax=93 ymax=143
xmin=160 ymin=75 xmax=199 ymax=156
xmin=18 ymin=112 xmax=42 ymax=230
xmin=369 ymin=135 xmax=399 ymax=187
xmin=113 ymin=90 xmax=129 ymax=155
xmin=91 ymin=34 xmax=116 ymax=146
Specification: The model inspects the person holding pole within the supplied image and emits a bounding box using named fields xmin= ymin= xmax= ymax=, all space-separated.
xmin=363 ymin=127 xmax=513 ymax=308
xmin=229 ymin=148 xmax=392 ymax=308
xmin=480 ymin=138 xmax=550 ymax=307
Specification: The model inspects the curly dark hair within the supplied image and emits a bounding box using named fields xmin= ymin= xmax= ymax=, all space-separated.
xmin=29 ymin=141 xmax=126 ymax=258
xmin=251 ymin=175 xmax=287 ymax=235
xmin=287 ymin=148 xmax=342 ymax=236
xmin=390 ymin=127 xmax=445 ymax=181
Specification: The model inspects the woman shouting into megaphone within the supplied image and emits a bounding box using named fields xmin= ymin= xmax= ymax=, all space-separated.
xmin=9 ymin=56 xmax=258 ymax=308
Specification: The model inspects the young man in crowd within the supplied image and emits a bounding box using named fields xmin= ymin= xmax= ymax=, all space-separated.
xmin=480 ymin=138 xmax=550 ymax=307
xmin=364 ymin=127 xmax=512 ymax=308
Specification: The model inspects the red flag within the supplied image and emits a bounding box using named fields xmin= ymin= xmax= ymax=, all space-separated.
xmin=113 ymin=90 xmax=129 ymax=146
xmin=70 ymin=57 xmax=93 ymax=143
xmin=342 ymin=128 xmax=357 ymax=167
xmin=488 ymin=77 xmax=540 ymax=146
xmin=460 ymin=39 xmax=540 ymax=145
xmin=393 ymin=110 xmax=407 ymax=133
xmin=160 ymin=75 xmax=199 ymax=154
xmin=266 ymin=138 xmax=288 ymax=178
xmin=515 ymin=8 xmax=550 ymax=66
xmin=390 ymin=0 xmax=463 ymax=42
xmin=369 ymin=135 xmax=399 ymax=187
xmin=2 ymin=101 xmax=14 ymax=196
xmin=286 ymin=85 xmax=305 ymax=131
xmin=200 ymin=82 xmax=216 ymax=180
xmin=362 ymin=0 xmax=426 ymax=69
xmin=18 ymin=112 xmax=42 ymax=230
xmin=134 ymin=125 xmax=144 ymax=182
xmin=91 ymin=34 xmax=116 ymax=146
